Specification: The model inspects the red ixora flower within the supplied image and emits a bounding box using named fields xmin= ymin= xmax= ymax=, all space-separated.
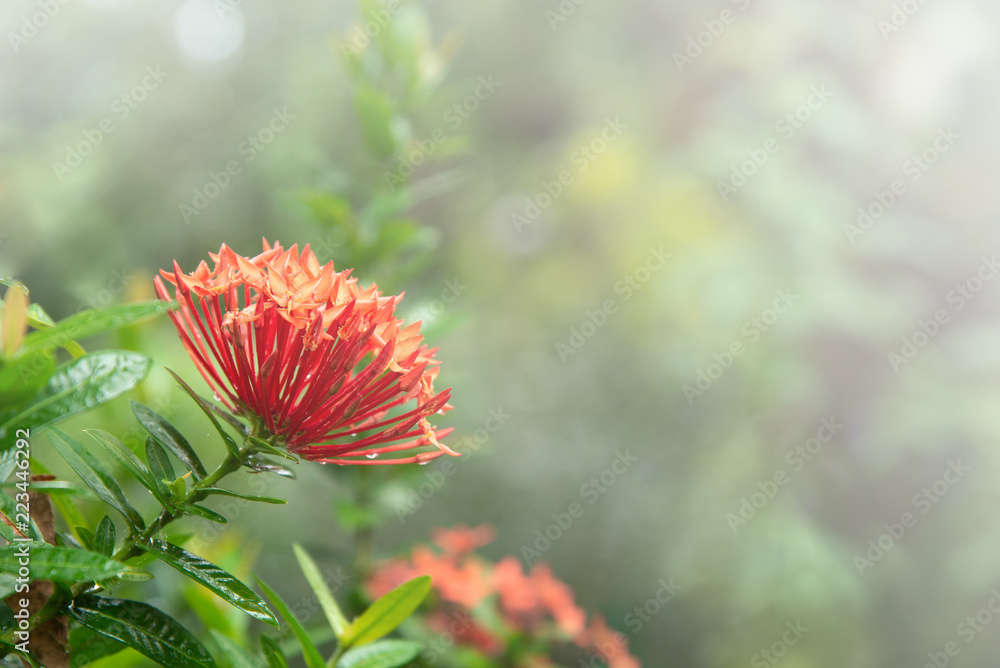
xmin=154 ymin=239 xmax=456 ymax=465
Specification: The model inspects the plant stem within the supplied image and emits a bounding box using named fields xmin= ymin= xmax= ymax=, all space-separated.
xmin=1 ymin=428 xmax=267 ymax=647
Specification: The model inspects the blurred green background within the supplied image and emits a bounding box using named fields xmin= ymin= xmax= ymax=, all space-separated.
xmin=4 ymin=0 xmax=1000 ymax=665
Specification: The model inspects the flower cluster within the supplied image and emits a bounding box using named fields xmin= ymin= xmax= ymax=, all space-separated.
xmin=155 ymin=239 xmax=454 ymax=465
xmin=368 ymin=524 xmax=641 ymax=667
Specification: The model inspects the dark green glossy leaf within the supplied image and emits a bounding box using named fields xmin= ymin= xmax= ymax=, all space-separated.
xmin=178 ymin=503 xmax=229 ymax=524
xmin=146 ymin=436 xmax=175 ymax=484
xmin=46 ymin=428 xmax=145 ymax=530
xmin=75 ymin=526 xmax=96 ymax=551
xmin=131 ymin=401 xmax=206 ymax=480
xmin=142 ymin=540 xmax=278 ymax=626
xmin=201 ymin=487 xmax=286 ymax=504
xmin=2 ymin=352 xmax=151 ymax=436
xmin=292 ymin=544 xmax=348 ymax=637
xmin=86 ymin=428 xmax=170 ymax=506
xmin=337 ymin=640 xmax=422 ymax=668
xmin=254 ymin=576 xmax=326 ymax=668
xmin=0 ymin=489 xmax=43 ymax=541
xmin=20 ymin=301 xmax=175 ymax=354
xmin=259 ymin=636 xmax=289 ymax=668
xmin=340 ymin=576 xmax=431 ymax=649
xmin=68 ymin=595 xmax=216 ymax=668
xmin=94 ymin=516 xmax=115 ymax=558
xmin=0 ymin=543 xmax=146 ymax=582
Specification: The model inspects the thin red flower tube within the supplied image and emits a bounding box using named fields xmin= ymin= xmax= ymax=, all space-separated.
xmin=154 ymin=239 xmax=456 ymax=466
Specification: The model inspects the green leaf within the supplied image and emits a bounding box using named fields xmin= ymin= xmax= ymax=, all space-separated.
xmin=86 ymin=428 xmax=170 ymax=506
xmin=142 ymin=539 xmax=278 ymax=626
xmin=292 ymin=544 xmax=349 ymax=638
xmin=0 ymin=352 xmax=151 ymax=437
xmin=146 ymin=436 xmax=176 ymax=484
xmin=336 ymin=640 xmax=422 ymax=668
xmin=94 ymin=516 xmax=116 ymax=557
xmin=0 ymin=543 xmax=147 ymax=583
xmin=131 ymin=401 xmax=206 ymax=480
xmin=164 ymin=370 xmax=242 ymax=460
xmin=201 ymin=487 xmax=286 ymax=504
xmin=20 ymin=301 xmax=175 ymax=354
xmin=75 ymin=526 xmax=96 ymax=551
xmin=210 ymin=630 xmax=264 ymax=668
xmin=260 ymin=636 xmax=290 ymax=668
xmin=246 ymin=456 xmax=296 ymax=478
xmin=178 ymin=503 xmax=229 ymax=524
xmin=255 ymin=576 xmax=327 ymax=668
xmin=356 ymin=85 xmax=397 ymax=158
xmin=165 ymin=368 xmax=249 ymax=436
xmin=68 ymin=595 xmax=217 ymax=668
xmin=46 ymin=428 xmax=145 ymax=530
xmin=0 ymin=489 xmax=43 ymax=541
xmin=339 ymin=576 xmax=431 ymax=649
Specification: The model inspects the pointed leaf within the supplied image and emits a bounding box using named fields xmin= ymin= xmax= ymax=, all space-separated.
xmin=86 ymin=429 xmax=170 ymax=506
xmin=339 ymin=576 xmax=431 ymax=649
xmin=0 ymin=349 xmax=54 ymax=408
xmin=201 ymin=487 xmax=286 ymax=504
xmin=336 ymin=640 xmax=422 ymax=668
xmin=46 ymin=428 xmax=145 ymax=529
xmin=94 ymin=516 xmax=116 ymax=557
xmin=292 ymin=544 xmax=348 ymax=637
xmin=131 ymin=401 xmax=206 ymax=480
xmin=1 ymin=352 xmax=151 ymax=437
xmin=259 ymin=636 xmax=289 ymax=668
xmin=146 ymin=436 xmax=176 ymax=484
xmin=20 ymin=301 xmax=175 ymax=354
xmin=142 ymin=539 xmax=278 ymax=626
xmin=255 ymin=576 xmax=327 ymax=668
xmin=0 ymin=543 xmax=147 ymax=582
xmin=68 ymin=595 xmax=217 ymax=668
xmin=178 ymin=503 xmax=229 ymax=524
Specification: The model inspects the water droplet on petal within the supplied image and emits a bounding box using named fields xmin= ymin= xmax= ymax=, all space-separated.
xmin=366 ymin=453 xmax=378 ymax=459
xmin=213 ymin=392 xmax=222 ymax=401
xmin=418 ymin=461 xmax=430 ymax=466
